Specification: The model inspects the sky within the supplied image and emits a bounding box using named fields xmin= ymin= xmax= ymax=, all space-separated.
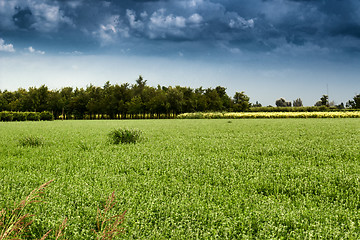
xmin=0 ymin=0 xmax=359 ymax=106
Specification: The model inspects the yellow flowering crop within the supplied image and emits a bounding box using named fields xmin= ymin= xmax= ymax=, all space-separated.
xmin=178 ymin=111 xmax=360 ymax=119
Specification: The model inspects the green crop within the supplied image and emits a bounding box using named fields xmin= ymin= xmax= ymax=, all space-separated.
xmin=0 ymin=119 xmax=359 ymax=239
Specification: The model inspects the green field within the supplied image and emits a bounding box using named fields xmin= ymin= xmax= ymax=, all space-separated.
xmin=1 ymin=119 xmax=360 ymax=239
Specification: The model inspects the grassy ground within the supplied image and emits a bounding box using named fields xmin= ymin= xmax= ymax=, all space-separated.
xmin=0 ymin=119 xmax=359 ymax=239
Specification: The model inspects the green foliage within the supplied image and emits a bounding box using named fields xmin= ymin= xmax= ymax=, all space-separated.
xmin=12 ymin=112 xmax=27 ymax=121
xmin=108 ymin=128 xmax=142 ymax=144
xmin=293 ymin=98 xmax=303 ymax=107
xmin=233 ymin=91 xmax=250 ymax=111
xmin=0 ymin=111 xmax=54 ymax=121
xmin=77 ymin=140 xmax=92 ymax=151
xmin=40 ymin=111 xmax=54 ymax=121
xmin=347 ymin=94 xmax=360 ymax=109
xmin=26 ymin=112 xmax=41 ymax=121
xmin=0 ymin=111 xmax=14 ymax=121
xmin=275 ymin=98 xmax=291 ymax=107
xmin=18 ymin=136 xmax=44 ymax=147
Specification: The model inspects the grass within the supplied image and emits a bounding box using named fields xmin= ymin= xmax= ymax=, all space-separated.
xmin=0 ymin=180 xmax=53 ymax=239
xmin=0 ymin=180 xmax=124 ymax=240
xmin=0 ymin=119 xmax=359 ymax=238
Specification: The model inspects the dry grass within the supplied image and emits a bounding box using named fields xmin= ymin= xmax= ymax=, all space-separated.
xmin=1 ymin=180 xmax=125 ymax=239
xmin=93 ymin=192 xmax=127 ymax=240
xmin=0 ymin=180 xmax=54 ymax=240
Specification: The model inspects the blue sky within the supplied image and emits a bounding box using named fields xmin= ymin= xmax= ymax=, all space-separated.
xmin=0 ymin=0 xmax=359 ymax=106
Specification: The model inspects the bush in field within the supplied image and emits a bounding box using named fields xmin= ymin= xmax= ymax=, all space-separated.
xmin=26 ymin=112 xmax=41 ymax=121
xmin=108 ymin=128 xmax=142 ymax=144
xmin=18 ymin=136 xmax=44 ymax=147
xmin=0 ymin=112 xmax=14 ymax=121
xmin=40 ymin=111 xmax=54 ymax=121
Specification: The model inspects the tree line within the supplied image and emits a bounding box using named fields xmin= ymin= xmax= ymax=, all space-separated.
xmin=0 ymin=76 xmax=359 ymax=119
xmin=0 ymin=76 xmax=250 ymax=119
xmin=275 ymin=94 xmax=360 ymax=109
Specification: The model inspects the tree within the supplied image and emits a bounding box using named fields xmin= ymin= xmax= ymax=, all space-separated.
xmin=276 ymin=98 xmax=291 ymax=107
xmin=167 ymin=86 xmax=184 ymax=115
xmin=68 ymin=88 xmax=88 ymax=119
xmin=251 ymin=101 xmax=262 ymax=107
xmin=233 ymin=91 xmax=250 ymax=112
xmin=86 ymin=85 xmax=103 ymax=119
xmin=315 ymin=95 xmax=329 ymax=107
xmin=47 ymin=90 xmax=64 ymax=118
xmin=127 ymin=96 xmax=143 ymax=117
xmin=320 ymin=95 xmax=329 ymax=106
xmin=293 ymin=98 xmax=303 ymax=107
xmin=205 ymin=88 xmax=222 ymax=111
xmin=60 ymin=87 xmax=73 ymax=119
xmin=181 ymin=87 xmax=195 ymax=113
xmin=194 ymin=87 xmax=207 ymax=112
xmin=215 ymin=86 xmax=231 ymax=110
xmin=346 ymin=94 xmax=360 ymax=109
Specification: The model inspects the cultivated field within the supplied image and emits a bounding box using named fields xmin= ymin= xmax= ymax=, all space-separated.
xmin=1 ymin=119 xmax=360 ymax=239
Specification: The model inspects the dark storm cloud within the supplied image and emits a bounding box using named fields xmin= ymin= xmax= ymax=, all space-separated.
xmin=1 ymin=0 xmax=360 ymax=54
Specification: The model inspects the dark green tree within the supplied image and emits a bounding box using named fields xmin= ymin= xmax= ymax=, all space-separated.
xmin=293 ymin=98 xmax=303 ymax=107
xmin=346 ymin=94 xmax=360 ymax=109
xmin=233 ymin=91 xmax=250 ymax=111
xmin=276 ymin=98 xmax=291 ymax=107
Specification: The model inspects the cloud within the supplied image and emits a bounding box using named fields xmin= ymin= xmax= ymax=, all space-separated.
xmin=188 ymin=13 xmax=203 ymax=24
xmin=0 ymin=0 xmax=74 ymax=32
xmin=1 ymin=0 xmax=360 ymax=55
xmin=228 ymin=16 xmax=254 ymax=29
xmin=93 ymin=15 xmax=130 ymax=45
xmin=27 ymin=46 xmax=45 ymax=54
xmin=0 ymin=38 xmax=15 ymax=52
xmin=0 ymin=0 xmax=17 ymax=29
xmin=126 ymin=9 xmax=144 ymax=30
xmin=150 ymin=9 xmax=186 ymax=29
xmin=30 ymin=3 xmax=74 ymax=31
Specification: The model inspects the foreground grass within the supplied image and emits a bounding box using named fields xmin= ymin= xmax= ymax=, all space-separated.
xmin=0 ymin=119 xmax=359 ymax=239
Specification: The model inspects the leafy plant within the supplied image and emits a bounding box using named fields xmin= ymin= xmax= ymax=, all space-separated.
xmin=93 ymin=192 xmax=126 ymax=240
xmin=26 ymin=112 xmax=41 ymax=121
xmin=108 ymin=128 xmax=141 ymax=144
xmin=40 ymin=111 xmax=54 ymax=121
xmin=78 ymin=141 xmax=91 ymax=151
xmin=12 ymin=112 xmax=27 ymax=121
xmin=18 ymin=136 xmax=44 ymax=147
xmin=0 ymin=112 xmax=13 ymax=122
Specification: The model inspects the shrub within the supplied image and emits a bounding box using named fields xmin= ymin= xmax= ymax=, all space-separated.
xmin=0 ymin=112 xmax=14 ymax=121
xmin=18 ymin=136 xmax=44 ymax=147
xmin=26 ymin=112 xmax=40 ymax=121
xmin=108 ymin=128 xmax=142 ymax=144
xmin=12 ymin=112 xmax=27 ymax=121
xmin=40 ymin=111 xmax=54 ymax=121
